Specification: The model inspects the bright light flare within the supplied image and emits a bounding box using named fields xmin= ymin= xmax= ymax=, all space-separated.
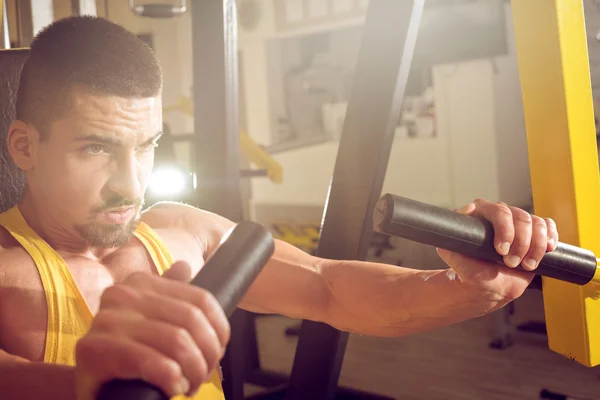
xmin=149 ymin=166 xmax=188 ymax=197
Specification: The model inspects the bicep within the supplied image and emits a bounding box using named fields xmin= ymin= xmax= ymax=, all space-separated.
xmin=238 ymin=239 xmax=331 ymax=322
xmin=153 ymin=204 xmax=331 ymax=321
xmin=143 ymin=202 xmax=234 ymax=262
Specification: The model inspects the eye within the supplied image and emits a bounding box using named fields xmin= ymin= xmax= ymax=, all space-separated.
xmin=83 ymin=144 xmax=109 ymax=155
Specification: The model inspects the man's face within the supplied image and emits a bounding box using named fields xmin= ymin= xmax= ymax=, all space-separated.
xmin=30 ymin=89 xmax=162 ymax=248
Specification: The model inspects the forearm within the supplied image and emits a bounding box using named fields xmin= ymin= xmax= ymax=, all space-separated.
xmin=321 ymin=260 xmax=504 ymax=338
xmin=0 ymin=352 xmax=77 ymax=399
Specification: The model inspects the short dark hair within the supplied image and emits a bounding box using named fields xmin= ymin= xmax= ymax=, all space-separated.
xmin=16 ymin=16 xmax=163 ymax=137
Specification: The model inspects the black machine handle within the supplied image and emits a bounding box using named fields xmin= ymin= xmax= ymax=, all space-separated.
xmin=96 ymin=221 xmax=275 ymax=400
xmin=373 ymin=193 xmax=599 ymax=286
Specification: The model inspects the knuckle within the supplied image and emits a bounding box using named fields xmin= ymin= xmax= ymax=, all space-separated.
xmin=171 ymin=328 xmax=195 ymax=358
xmin=75 ymin=336 xmax=96 ymax=363
xmin=531 ymin=216 xmax=548 ymax=233
xmin=512 ymin=209 xmax=532 ymax=224
xmin=92 ymin=309 xmax=120 ymax=331
xmin=494 ymin=204 xmax=513 ymax=219
xmin=124 ymin=271 xmax=151 ymax=287
xmin=158 ymin=358 xmax=184 ymax=392
xmin=203 ymin=334 xmax=222 ymax=365
xmin=193 ymin=357 xmax=209 ymax=384
xmin=184 ymin=304 xmax=207 ymax=327
xmin=100 ymin=284 xmax=137 ymax=308
xmin=196 ymin=289 xmax=215 ymax=308
xmin=545 ymin=218 xmax=558 ymax=234
xmin=99 ymin=285 xmax=120 ymax=306
xmin=220 ymin=320 xmax=231 ymax=344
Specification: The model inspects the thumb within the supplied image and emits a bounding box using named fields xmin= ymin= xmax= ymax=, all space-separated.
xmin=436 ymin=248 xmax=497 ymax=282
xmin=162 ymin=260 xmax=194 ymax=282
xmin=454 ymin=202 xmax=476 ymax=216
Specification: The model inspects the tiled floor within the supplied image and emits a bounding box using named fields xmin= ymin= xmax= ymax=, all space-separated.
xmin=245 ymin=290 xmax=600 ymax=399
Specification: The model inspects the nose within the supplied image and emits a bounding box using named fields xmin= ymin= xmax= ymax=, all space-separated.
xmin=107 ymin=152 xmax=143 ymax=201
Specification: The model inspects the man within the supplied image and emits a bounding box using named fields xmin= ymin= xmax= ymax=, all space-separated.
xmin=0 ymin=16 xmax=558 ymax=400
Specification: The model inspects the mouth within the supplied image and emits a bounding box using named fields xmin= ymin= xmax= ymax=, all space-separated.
xmin=99 ymin=206 xmax=136 ymax=224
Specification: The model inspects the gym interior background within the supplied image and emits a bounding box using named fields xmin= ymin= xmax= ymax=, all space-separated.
xmin=2 ymin=0 xmax=600 ymax=399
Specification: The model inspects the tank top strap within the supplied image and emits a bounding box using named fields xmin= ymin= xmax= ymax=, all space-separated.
xmin=133 ymin=221 xmax=174 ymax=275
xmin=0 ymin=206 xmax=93 ymax=365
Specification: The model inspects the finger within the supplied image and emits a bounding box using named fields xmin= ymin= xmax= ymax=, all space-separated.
xmin=544 ymin=217 xmax=559 ymax=251
xmin=99 ymin=289 xmax=227 ymax=363
xmin=454 ymin=202 xmax=476 ymax=216
xmin=92 ymin=310 xmax=214 ymax=394
xmin=436 ymin=248 xmax=502 ymax=283
xmin=120 ymin=275 xmax=231 ymax=348
xmin=471 ymin=199 xmax=514 ymax=256
xmin=503 ymin=207 xmax=533 ymax=268
xmin=162 ymin=260 xmax=194 ymax=282
xmin=521 ymin=216 xmax=549 ymax=271
xmin=76 ymin=333 xmax=187 ymax=398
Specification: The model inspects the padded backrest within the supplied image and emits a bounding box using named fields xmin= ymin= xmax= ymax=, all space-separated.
xmin=0 ymin=49 xmax=28 ymax=212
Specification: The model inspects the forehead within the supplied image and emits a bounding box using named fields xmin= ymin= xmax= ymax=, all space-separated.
xmin=54 ymin=88 xmax=162 ymax=141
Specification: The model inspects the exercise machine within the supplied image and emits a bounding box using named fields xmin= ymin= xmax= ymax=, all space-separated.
xmin=374 ymin=194 xmax=600 ymax=286
xmin=129 ymin=0 xmax=600 ymax=398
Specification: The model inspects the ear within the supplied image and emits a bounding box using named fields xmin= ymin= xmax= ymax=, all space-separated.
xmin=7 ymin=120 xmax=38 ymax=171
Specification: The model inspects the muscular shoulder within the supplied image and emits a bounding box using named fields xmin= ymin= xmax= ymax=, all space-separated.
xmin=0 ymin=226 xmax=37 ymax=289
xmin=141 ymin=202 xmax=235 ymax=258
xmin=0 ymin=226 xmax=44 ymax=355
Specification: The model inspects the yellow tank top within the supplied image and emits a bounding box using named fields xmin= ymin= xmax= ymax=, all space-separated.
xmin=0 ymin=206 xmax=225 ymax=400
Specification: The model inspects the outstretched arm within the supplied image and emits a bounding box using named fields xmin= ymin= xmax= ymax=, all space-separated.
xmin=160 ymin=198 xmax=557 ymax=338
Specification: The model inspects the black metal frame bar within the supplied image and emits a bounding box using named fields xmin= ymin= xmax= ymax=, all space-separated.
xmin=190 ymin=0 xmax=424 ymax=398
xmin=190 ymin=2 xmax=249 ymax=400
xmin=191 ymin=0 xmax=241 ymax=219
xmin=285 ymin=1 xmax=425 ymax=399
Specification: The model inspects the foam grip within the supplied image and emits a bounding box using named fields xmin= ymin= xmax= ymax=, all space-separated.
xmin=373 ymin=193 xmax=597 ymax=286
xmin=96 ymin=221 xmax=274 ymax=400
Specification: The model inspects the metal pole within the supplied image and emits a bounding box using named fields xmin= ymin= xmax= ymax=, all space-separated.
xmin=71 ymin=0 xmax=97 ymax=16
xmin=190 ymin=1 xmax=245 ymax=399
xmin=1 ymin=0 xmax=10 ymax=49
xmin=286 ymin=1 xmax=424 ymax=399
xmin=191 ymin=0 xmax=241 ymax=219
xmin=16 ymin=0 xmax=53 ymax=47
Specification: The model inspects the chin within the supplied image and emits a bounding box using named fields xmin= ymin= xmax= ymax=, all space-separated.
xmin=78 ymin=215 xmax=140 ymax=248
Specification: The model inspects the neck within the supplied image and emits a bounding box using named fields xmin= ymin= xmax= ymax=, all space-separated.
xmin=17 ymin=189 xmax=121 ymax=260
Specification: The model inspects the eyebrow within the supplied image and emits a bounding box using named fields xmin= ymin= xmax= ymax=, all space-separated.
xmin=74 ymin=131 xmax=163 ymax=147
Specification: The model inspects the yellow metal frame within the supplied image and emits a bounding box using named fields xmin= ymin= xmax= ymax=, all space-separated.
xmin=164 ymin=95 xmax=283 ymax=183
xmin=512 ymin=0 xmax=600 ymax=367
xmin=239 ymin=130 xmax=283 ymax=183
